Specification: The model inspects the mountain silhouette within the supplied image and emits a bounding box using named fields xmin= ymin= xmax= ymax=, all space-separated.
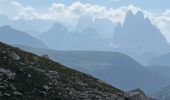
xmin=76 ymin=15 xmax=115 ymax=38
xmin=0 ymin=25 xmax=47 ymax=49
xmin=40 ymin=23 xmax=69 ymax=50
xmin=113 ymin=11 xmax=169 ymax=65
xmin=40 ymin=23 xmax=111 ymax=51
xmin=113 ymin=11 xmax=168 ymax=53
xmin=0 ymin=14 xmax=54 ymax=37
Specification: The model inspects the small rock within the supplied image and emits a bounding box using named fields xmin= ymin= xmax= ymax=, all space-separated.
xmin=4 ymin=93 xmax=11 ymax=96
xmin=0 ymin=68 xmax=16 ymax=80
xmin=20 ymin=63 xmax=26 ymax=66
xmin=40 ymin=91 xmax=47 ymax=96
xmin=9 ymin=51 xmax=20 ymax=61
xmin=42 ymin=54 xmax=49 ymax=59
xmin=43 ymin=85 xmax=49 ymax=91
xmin=0 ymin=86 xmax=5 ymax=89
xmin=48 ymin=82 xmax=52 ymax=85
xmin=31 ymin=62 xmax=35 ymax=65
xmin=33 ymin=56 xmax=38 ymax=61
xmin=13 ymin=91 xmax=23 ymax=96
xmin=2 ymin=56 xmax=7 ymax=59
xmin=2 ymin=51 xmax=7 ymax=54
xmin=10 ymin=84 xmax=16 ymax=90
xmin=28 ymin=73 xmax=32 ymax=78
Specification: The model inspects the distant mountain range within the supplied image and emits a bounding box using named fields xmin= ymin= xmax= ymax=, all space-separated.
xmin=39 ymin=23 xmax=111 ymax=51
xmin=0 ymin=25 xmax=47 ymax=49
xmin=76 ymin=15 xmax=115 ymax=38
xmin=39 ymin=11 xmax=170 ymax=65
xmin=15 ymin=44 xmax=170 ymax=93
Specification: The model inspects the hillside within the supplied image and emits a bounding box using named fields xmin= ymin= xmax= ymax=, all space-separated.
xmin=149 ymin=66 xmax=170 ymax=77
xmin=152 ymin=85 xmax=170 ymax=100
xmin=15 ymin=45 xmax=170 ymax=93
xmin=0 ymin=42 xmax=156 ymax=100
xmin=0 ymin=25 xmax=47 ymax=49
xmin=148 ymin=52 xmax=170 ymax=66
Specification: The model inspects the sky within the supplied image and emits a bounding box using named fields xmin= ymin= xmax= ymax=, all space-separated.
xmin=14 ymin=0 xmax=170 ymax=12
xmin=0 ymin=0 xmax=170 ymax=41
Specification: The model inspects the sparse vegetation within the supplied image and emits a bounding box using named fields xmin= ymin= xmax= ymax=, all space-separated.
xmin=0 ymin=42 xmax=123 ymax=100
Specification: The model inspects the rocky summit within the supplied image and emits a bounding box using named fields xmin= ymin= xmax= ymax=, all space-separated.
xmin=0 ymin=42 xmax=154 ymax=100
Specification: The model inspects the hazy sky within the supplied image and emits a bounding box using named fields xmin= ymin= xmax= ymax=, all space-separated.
xmin=0 ymin=0 xmax=170 ymax=41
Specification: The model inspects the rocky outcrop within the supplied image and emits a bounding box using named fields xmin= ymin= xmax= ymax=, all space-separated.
xmin=125 ymin=89 xmax=155 ymax=100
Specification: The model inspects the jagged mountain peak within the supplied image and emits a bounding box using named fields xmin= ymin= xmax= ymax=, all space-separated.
xmin=49 ymin=23 xmax=69 ymax=34
xmin=126 ymin=11 xmax=144 ymax=18
xmin=114 ymin=10 xmax=168 ymax=53
xmin=136 ymin=11 xmax=145 ymax=18
xmin=126 ymin=11 xmax=134 ymax=17
xmin=123 ymin=11 xmax=145 ymax=26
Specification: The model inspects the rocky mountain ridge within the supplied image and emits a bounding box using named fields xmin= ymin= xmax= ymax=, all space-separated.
xmin=0 ymin=42 xmax=154 ymax=100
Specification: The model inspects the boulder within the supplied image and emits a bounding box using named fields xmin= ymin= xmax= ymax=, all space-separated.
xmin=9 ymin=51 xmax=20 ymax=61
xmin=42 ymin=54 xmax=49 ymax=59
xmin=125 ymin=88 xmax=155 ymax=100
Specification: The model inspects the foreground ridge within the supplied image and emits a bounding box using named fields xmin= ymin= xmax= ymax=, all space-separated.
xmin=0 ymin=42 xmax=154 ymax=100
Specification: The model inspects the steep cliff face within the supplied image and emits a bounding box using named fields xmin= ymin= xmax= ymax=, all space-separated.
xmin=0 ymin=42 xmax=154 ymax=100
